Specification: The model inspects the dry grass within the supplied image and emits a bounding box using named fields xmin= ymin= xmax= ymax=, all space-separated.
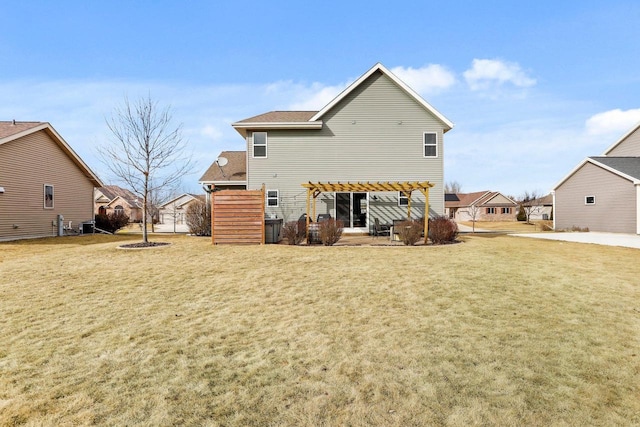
xmin=1 ymin=234 xmax=639 ymax=426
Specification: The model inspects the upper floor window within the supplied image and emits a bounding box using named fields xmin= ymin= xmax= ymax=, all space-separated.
xmin=266 ymin=190 xmax=279 ymax=207
xmin=423 ymin=132 xmax=437 ymax=157
xmin=398 ymin=192 xmax=409 ymax=207
xmin=253 ymin=132 xmax=267 ymax=158
xmin=585 ymin=196 xmax=595 ymax=205
xmin=44 ymin=184 xmax=54 ymax=209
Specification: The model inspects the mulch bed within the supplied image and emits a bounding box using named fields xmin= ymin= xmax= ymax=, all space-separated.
xmin=118 ymin=242 xmax=171 ymax=249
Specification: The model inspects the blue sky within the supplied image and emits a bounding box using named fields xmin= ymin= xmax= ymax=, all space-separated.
xmin=2 ymin=1 xmax=640 ymax=197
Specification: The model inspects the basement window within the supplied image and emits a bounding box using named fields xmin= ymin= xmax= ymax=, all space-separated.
xmin=585 ymin=196 xmax=595 ymax=205
xmin=44 ymin=184 xmax=54 ymax=209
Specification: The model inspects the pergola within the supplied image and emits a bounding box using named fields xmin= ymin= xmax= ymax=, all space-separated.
xmin=301 ymin=181 xmax=435 ymax=244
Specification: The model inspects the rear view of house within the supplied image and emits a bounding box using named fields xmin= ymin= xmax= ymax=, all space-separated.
xmin=0 ymin=121 xmax=102 ymax=241
xmin=230 ymin=63 xmax=454 ymax=232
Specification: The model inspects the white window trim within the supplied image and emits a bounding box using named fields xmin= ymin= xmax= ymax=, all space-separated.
xmin=423 ymin=132 xmax=438 ymax=158
xmin=398 ymin=191 xmax=409 ymax=207
xmin=266 ymin=189 xmax=279 ymax=207
xmin=585 ymin=195 xmax=595 ymax=205
xmin=501 ymin=207 xmax=511 ymax=214
xmin=252 ymin=132 xmax=268 ymax=158
xmin=44 ymin=184 xmax=54 ymax=209
xmin=487 ymin=207 xmax=496 ymax=214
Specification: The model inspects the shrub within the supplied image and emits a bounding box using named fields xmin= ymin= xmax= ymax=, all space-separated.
xmin=185 ymin=200 xmax=211 ymax=236
xmin=318 ymin=219 xmax=343 ymax=246
xmin=570 ymin=225 xmax=589 ymax=232
xmin=516 ymin=205 xmax=526 ymax=221
xmin=397 ymin=219 xmax=423 ymax=246
xmin=94 ymin=211 xmax=129 ymax=234
xmin=538 ymin=221 xmax=553 ymax=231
xmin=428 ymin=216 xmax=458 ymax=244
xmin=282 ymin=221 xmax=306 ymax=245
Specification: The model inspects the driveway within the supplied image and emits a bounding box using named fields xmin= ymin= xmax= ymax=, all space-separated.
xmin=511 ymin=232 xmax=640 ymax=249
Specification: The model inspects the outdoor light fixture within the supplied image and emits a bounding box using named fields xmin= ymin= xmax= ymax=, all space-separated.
xmin=0 ymin=186 xmax=5 ymax=193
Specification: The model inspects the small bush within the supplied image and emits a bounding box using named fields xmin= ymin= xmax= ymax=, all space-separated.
xmin=94 ymin=211 xmax=129 ymax=233
xmin=428 ymin=216 xmax=458 ymax=244
xmin=516 ymin=205 xmax=527 ymax=221
xmin=319 ymin=219 xmax=343 ymax=246
xmin=282 ymin=221 xmax=306 ymax=245
xmin=397 ymin=219 xmax=423 ymax=246
xmin=185 ymin=200 xmax=211 ymax=236
xmin=538 ymin=221 xmax=553 ymax=231
xmin=570 ymin=225 xmax=589 ymax=232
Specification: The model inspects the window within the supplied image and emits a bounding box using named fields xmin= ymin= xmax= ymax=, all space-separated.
xmin=501 ymin=207 xmax=511 ymax=214
xmin=114 ymin=205 xmax=124 ymax=214
xmin=266 ymin=190 xmax=279 ymax=207
xmin=486 ymin=207 xmax=496 ymax=214
xmin=585 ymin=196 xmax=595 ymax=205
xmin=253 ymin=132 xmax=267 ymax=158
xmin=423 ymin=132 xmax=437 ymax=157
xmin=44 ymin=184 xmax=54 ymax=209
xmin=398 ymin=192 xmax=409 ymax=207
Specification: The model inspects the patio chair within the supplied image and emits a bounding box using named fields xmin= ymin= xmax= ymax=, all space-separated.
xmin=372 ymin=217 xmax=390 ymax=237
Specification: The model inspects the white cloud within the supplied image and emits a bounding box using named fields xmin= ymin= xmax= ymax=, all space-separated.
xmin=287 ymin=82 xmax=346 ymax=111
xmin=390 ymin=64 xmax=457 ymax=94
xmin=585 ymin=108 xmax=640 ymax=136
xmin=463 ymin=59 xmax=536 ymax=92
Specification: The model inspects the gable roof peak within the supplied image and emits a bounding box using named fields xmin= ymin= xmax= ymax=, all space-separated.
xmin=309 ymin=62 xmax=454 ymax=130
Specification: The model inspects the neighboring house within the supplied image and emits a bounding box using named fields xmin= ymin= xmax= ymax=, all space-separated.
xmin=524 ymin=194 xmax=553 ymax=221
xmin=158 ymin=193 xmax=205 ymax=227
xmin=554 ymin=122 xmax=640 ymax=233
xmin=229 ymin=63 xmax=454 ymax=231
xmin=445 ymin=191 xmax=518 ymax=221
xmin=94 ymin=185 xmax=143 ymax=222
xmin=199 ymin=150 xmax=247 ymax=192
xmin=0 ymin=121 xmax=102 ymax=241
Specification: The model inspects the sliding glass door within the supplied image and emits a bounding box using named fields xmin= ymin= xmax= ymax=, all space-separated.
xmin=335 ymin=192 xmax=368 ymax=230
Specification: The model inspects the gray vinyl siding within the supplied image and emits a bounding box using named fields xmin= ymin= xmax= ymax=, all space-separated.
xmin=247 ymin=70 xmax=446 ymax=225
xmin=0 ymin=130 xmax=95 ymax=241
xmin=555 ymin=162 xmax=636 ymax=233
xmin=607 ymin=127 xmax=640 ymax=156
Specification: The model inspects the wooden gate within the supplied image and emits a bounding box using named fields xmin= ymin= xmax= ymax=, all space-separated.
xmin=211 ymin=188 xmax=265 ymax=245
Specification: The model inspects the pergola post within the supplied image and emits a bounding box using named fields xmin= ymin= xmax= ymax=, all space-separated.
xmin=420 ymin=187 xmax=430 ymax=244
xmin=306 ymin=187 xmax=311 ymax=243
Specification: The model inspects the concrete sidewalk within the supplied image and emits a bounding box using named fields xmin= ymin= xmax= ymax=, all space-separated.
xmin=512 ymin=232 xmax=640 ymax=249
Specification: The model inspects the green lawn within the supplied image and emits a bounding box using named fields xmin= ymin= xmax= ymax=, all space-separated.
xmin=1 ymin=234 xmax=639 ymax=426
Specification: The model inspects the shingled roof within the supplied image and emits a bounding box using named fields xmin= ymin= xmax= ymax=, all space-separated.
xmin=96 ymin=185 xmax=141 ymax=207
xmin=589 ymin=156 xmax=640 ymax=181
xmin=199 ymin=151 xmax=247 ymax=183
xmin=0 ymin=121 xmax=44 ymax=139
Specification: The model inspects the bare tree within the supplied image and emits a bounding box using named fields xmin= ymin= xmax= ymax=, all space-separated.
xmin=467 ymin=204 xmax=481 ymax=233
xmin=520 ymin=191 xmax=542 ymax=224
xmin=99 ymin=95 xmax=192 ymax=243
xmin=444 ymin=180 xmax=462 ymax=193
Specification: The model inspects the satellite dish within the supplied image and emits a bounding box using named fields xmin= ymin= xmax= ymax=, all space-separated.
xmin=216 ymin=156 xmax=228 ymax=167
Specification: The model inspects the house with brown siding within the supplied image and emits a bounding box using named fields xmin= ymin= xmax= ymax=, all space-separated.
xmin=0 ymin=121 xmax=102 ymax=241
xmin=445 ymin=191 xmax=518 ymax=222
xmin=553 ymin=122 xmax=640 ymax=234
xmin=227 ymin=63 xmax=454 ymax=232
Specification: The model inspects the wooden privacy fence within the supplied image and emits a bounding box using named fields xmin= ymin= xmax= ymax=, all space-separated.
xmin=211 ymin=187 xmax=265 ymax=245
